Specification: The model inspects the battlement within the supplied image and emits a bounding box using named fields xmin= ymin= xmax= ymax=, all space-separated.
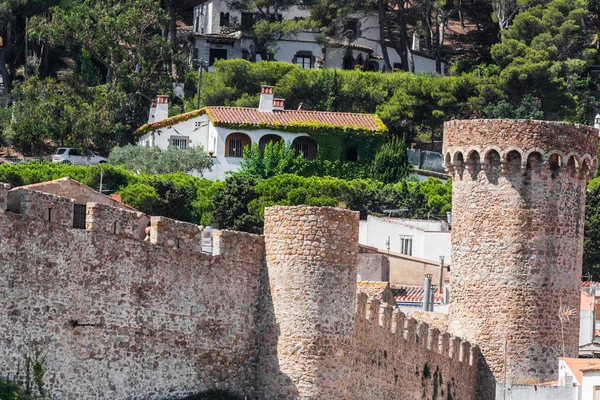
xmin=355 ymin=292 xmax=477 ymax=367
xmin=443 ymin=119 xmax=598 ymax=181
xmin=0 ymin=184 xmax=249 ymax=257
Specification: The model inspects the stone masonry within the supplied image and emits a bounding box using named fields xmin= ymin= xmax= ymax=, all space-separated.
xmin=0 ymin=190 xmax=478 ymax=399
xmin=443 ymin=119 xmax=598 ymax=397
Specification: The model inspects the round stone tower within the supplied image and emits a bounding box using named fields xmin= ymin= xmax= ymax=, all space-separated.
xmin=259 ymin=205 xmax=359 ymax=399
xmin=444 ymin=119 xmax=598 ymax=394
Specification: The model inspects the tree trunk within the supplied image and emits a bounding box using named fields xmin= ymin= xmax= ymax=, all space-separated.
xmin=377 ymin=0 xmax=392 ymax=71
xmin=436 ymin=19 xmax=445 ymax=74
xmin=168 ymin=2 xmax=177 ymax=77
xmin=0 ymin=48 xmax=12 ymax=93
xmin=398 ymin=4 xmax=409 ymax=71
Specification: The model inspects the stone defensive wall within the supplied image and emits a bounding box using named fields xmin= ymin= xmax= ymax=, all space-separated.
xmin=443 ymin=119 xmax=598 ymax=397
xmin=261 ymin=205 xmax=478 ymax=400
xmin=348 ymin=293 xmax=478 ymax=399
xmin=0 ymin=187 xmax=479 ymax=399
xmin=0 ymin=185 xmax=264 ymax=399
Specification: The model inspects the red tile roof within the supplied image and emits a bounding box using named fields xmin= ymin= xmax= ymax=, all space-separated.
xmin=207 ymin=106 xmax=382 ymax=131
xmin=391 ymin=284 xmax=444 ymax=304
xmin=136 ymin=106 xmax=386 ymax=135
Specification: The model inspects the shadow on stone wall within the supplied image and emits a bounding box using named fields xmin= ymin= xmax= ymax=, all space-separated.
xmin=255 ymin=264 xmax=300 ymax=399
xmin=476 ymin=347 xmax=497 ymax=399
xmin=178 ymin=389 xmax=244 ymax=399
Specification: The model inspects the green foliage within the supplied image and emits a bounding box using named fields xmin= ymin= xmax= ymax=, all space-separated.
xmin=109 ymin=145 xmax=213 ymax=175
xmin=584 ymin=177 xmax=600 ymax=280
xmin=118 ymin=183 xmax=160 ymax=213
xmin=483 ymin=93 xmax=545 ymax=119
xmin=212 ymin=175 xmax=262 ymax=234
xmin=0 ymin=379 xmax=35 ymax=400
xmin=238 ymin=141 xmax=302 ymax=179
xmin=371 ymin=135 xmax=409 ymax=184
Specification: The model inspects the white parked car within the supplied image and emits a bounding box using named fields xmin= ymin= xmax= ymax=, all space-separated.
xmin=52 ymin=148 xmax=108 ymax=165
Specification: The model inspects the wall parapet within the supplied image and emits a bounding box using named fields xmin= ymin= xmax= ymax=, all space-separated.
xmin=86 ymin=202 xmax=149 ymax=240
xmin=354 ymin=292 xmax=477 ymax=369
xmin=7 ymin=187 xmax=76 ymax=227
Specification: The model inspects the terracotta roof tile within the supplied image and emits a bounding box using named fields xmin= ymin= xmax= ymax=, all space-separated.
xmin=206 ymin=106 xmax=382 ymax=131
xmin=391 ymin=284 xmax=444 ymax=304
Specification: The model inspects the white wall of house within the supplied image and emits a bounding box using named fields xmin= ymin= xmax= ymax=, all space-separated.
xmin=359 ymin=215 xmax=451 ymax=264
xmin=191 ymin=0 xmax=443 ymax=74
xmin=582 ymin=370 xmax=600 ymax=399
xmin=140 ymin=115 xmax=314 ymax=180
xmin=494 ymin=384 xmax=579 ymax=400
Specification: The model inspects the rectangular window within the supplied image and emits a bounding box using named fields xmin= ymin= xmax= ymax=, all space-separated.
xmin=229 ymin=139 xmax=243 ymax=157
xmin=295 ymin=56 xmax=312 ymax=69
xmin=73 ymin=204 xmax=86 ymax=229
xmin=241 ymin=12 xmax=253 ymax=31
xmin=209 ymin=48 xmax=228 ymax=66
xmin=344 ymin=19 xmax=358 ymax=37
xmin=294 ymin=142 xmax=309 ymax=157
xmin=170 ymin=136 xmax=189 ymax=149
xmin=399 ymin=235 xmax=413 ymax=256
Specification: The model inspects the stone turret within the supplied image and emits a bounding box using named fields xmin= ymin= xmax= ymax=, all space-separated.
xmin=443 ymin=119 xmax=598 ymax=396
xmin=259 ymin=206 xmax=359 ymax=399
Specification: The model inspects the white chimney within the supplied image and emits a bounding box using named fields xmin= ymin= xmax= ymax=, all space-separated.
xmin=412 ymin=33 xmax=420 ymax=51
xmin=272 ymin=98 xmax=285 ymax=111
xmin=258 ymin=85 xmax=274 ymax=112
xmin=148 ymin=100 xmax=157 ymax=123
xmin=154 ymin=95 xmax=169 ymax=122
xmin=594 ymin=113 xmax=600 ymax=133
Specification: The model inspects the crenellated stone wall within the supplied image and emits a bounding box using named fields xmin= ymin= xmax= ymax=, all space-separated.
xmin=443 ymin=119 xmax=598 ymax=397
xmin=0 ymin=188 xmax=264 ymax=399
xmin=0 ymin=190 xmax=482 ymax=399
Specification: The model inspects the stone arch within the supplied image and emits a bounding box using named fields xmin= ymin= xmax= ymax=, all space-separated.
xmin=291 ymin=136 xmax=318 ymax=159
xmin=225 ymin=132 xmax=251 ymax=157
xmin=481 ymin=146 xmax=502 ymax=163
xmin=580 ymin=157 xmax=593 ymax=180
xmin=259 ymin=134 xmax=283 ymax=152
xmin=523 ymin=147 xmax=545 ymax=162
xmin=501 ymin=147 xmax=525 ymax=164
xmin=452 ymin=150 xmax=465 ymax=165
xmin=466 ymin=150 xmax=481 ymax=180
xmin=505 ymin=150 xmax=522 ymax=175
xmin=444 ymin=152 xmax=452 ymax=168
xmin=566 ymin=154 xmax=580 ymax=177
xmin=525 ymin=151 xmax=543 ymax=176
xmin=547 ymin=153 xmax=562 ymax=179
xmin=484 ymin=149 xmax=501 ymax=184
xmin=565 ymin=152 xmax=581 ymax=168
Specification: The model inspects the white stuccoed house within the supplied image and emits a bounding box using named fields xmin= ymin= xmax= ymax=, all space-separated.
xmin=136 ymin=86 xmax=387 ymax=180
xmin=190 ymin=0 xmax=444 ymax=74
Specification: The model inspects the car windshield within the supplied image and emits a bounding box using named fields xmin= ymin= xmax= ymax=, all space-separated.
xmin=84 ymin=150 xmax=96 ymax=156
xmin=55 ymin=148 xmax=67 ymax=155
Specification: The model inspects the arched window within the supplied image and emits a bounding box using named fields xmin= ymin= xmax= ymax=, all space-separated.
xmin=220 ymin=12 xmax=230 ymax=26
xmin=225 ymin=132 xmax=251 ymax=157
xmin=292 ymin=136 xmax=318 ymax=159
xmin=259 ymin=134 xmax=283 ymax=152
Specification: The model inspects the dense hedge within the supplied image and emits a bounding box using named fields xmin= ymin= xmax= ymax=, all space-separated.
xmin=0 ymin=163 xmax=450 ymax=232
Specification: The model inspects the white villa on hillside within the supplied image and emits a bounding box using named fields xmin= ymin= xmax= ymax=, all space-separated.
xmin=191 ymin=0 xmax=443 ymax=74
xmin=136 ymin=86 xmax=387 ymax=180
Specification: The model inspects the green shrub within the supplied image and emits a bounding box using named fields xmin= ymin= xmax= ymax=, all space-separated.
xmin=109 ymin=145 xmax=213 ymax=175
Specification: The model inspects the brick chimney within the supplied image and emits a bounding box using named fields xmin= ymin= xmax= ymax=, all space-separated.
xmin=154 ymin=95 xmax=169 ymax=122
xmin=273 ymin=98 xmax=285 ymax=111
xmin=258 ymin=85 xmax=274 ymax=112
xmin=147 ymin=100 xmax=157 ymax=123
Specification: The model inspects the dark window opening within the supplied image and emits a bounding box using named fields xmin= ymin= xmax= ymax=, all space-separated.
xmin=73 ymin=204 xmax=86 ymax=229
xmin=295 ymin=55 xmax=312 ymax=69
xmin=346 ymin=147 xmax=358 ymax=161
xmin=344 ymin=19 xmax=358 ymax=38
xmin=241 ymin=12 xmax=254 ymax=31
xmin=209 ymin=48 xmax=227 ymax=66
xmin=220 ymin=12 xmax=230 ymax=26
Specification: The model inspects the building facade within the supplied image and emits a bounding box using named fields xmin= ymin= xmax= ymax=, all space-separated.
xmin=190 ymin=0 xmax=444 ymax=74
xmin=137 ymin=86 xmax=387 ymax=180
